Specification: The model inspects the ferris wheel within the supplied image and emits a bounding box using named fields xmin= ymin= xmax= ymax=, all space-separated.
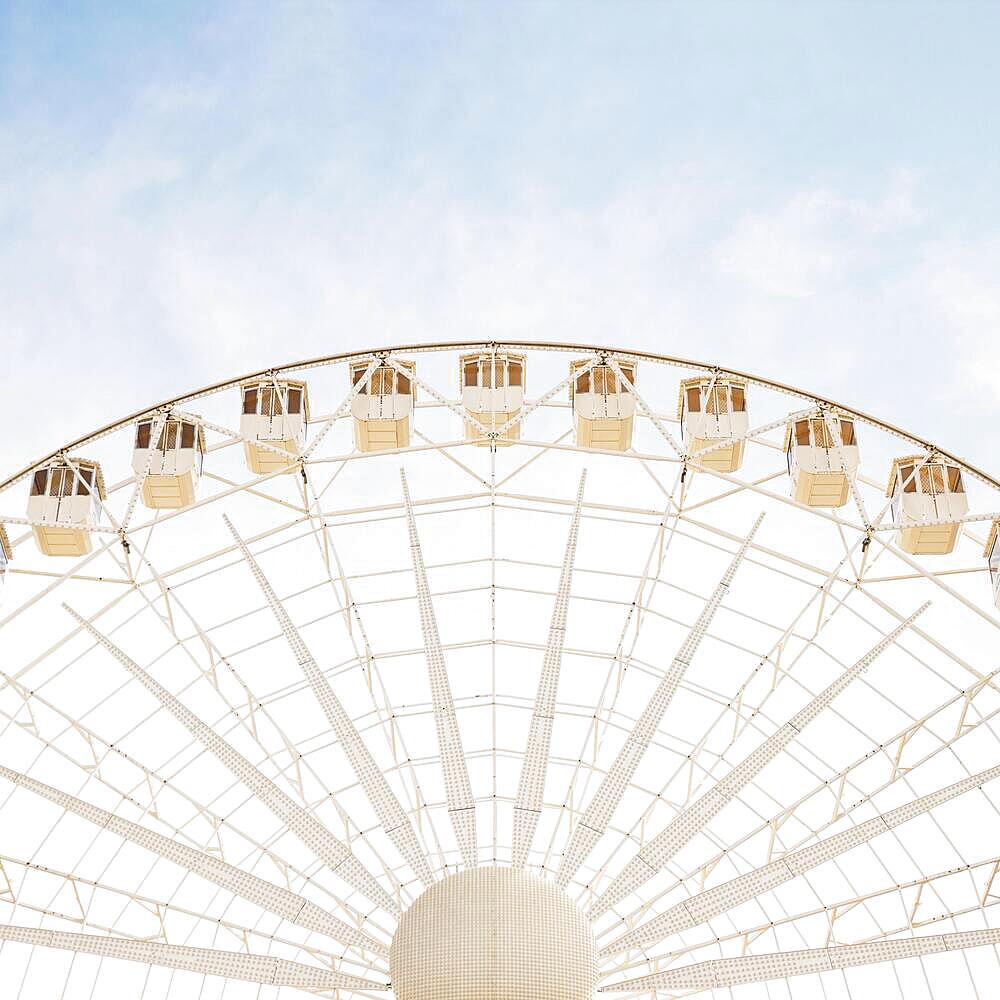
xmin=0 ymin=341 xmax=999 ymax=1000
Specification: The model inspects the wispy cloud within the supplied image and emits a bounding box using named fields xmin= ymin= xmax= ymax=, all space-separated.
xmin=714 ymin=171 xmax=924 ymax=298
xmin=1 ymin=3 xmax=999 ymax=479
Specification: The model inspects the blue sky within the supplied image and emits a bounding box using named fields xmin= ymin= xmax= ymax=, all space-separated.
xmin=2 ymin=1 xmax=1000 ymax=474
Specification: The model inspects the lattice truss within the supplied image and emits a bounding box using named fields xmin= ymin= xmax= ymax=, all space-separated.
xmin=0 ymin=343 xmax=998 ymax=999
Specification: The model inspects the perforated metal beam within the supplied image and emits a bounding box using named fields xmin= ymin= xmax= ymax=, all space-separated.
xmin=589 ymin=603 xmax=929 ymax=918
xmin=399 ymin=470 xmax=478 ymax=868
xmin=0 ymin=923 xmax=388 ymax=993
xmin=0 ymin=764 xmax=386 ymax=957
xmin=512 ymin=471 xmax=587 ymax=868
xmin=601 ymin=927 xmax=1000 ymax=993
xmin=225 ymin=515 xmax=435 ymax=890
xmin=601 ymin=760 xmax=1000 ymax=957
xmin=64 ymin=603 xmax=399 ymax=915
xmin=556 ymin=514 xmax=763 ymax=888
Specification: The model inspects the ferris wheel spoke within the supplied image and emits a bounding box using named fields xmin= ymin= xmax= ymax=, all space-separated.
xmin=579 ymin=553 xmax=861 ymax=920
xmin=588 ymin=604 xmax=929 ymax=919
xmin=600 ymin=850 xmax=1000 ymax=978
xmin=533 ymin=495 xmax=681 ymax=877
xmin=0 ymin=923 xmax=388 ymax=993
xmin=512 ymin=471 xmax=587 ymax=869
xmin=659 ymin=676 xmax=998 ymax=930
xmin=63 ymin=604 xmax=399 ymax=916
xmin=296 ymin=468 xmax=457 ymax=884
xmin=600 ymin=761 xmax=1000 ymax=957
xmin=225 ymin=515 xmax=436 ymax=891
xmin=113 ymin=538 xmax=344 ymax=812
xmin=556 ymin=514 xmax=763 ymax=890
xmin=399 ymin=470 xmax=478 ymax=869
xmin=0 ymin=852 xmax=387 ymax=978
xmin=0 ymin=764 xmax=386 ymax=957
xmin=0 ymin=668 xmax=386 ymax=940
xmin=600 ymin=926 xmax=1000 ymax=994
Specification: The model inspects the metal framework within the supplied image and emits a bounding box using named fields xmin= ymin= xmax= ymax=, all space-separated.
xmin=512 ymin=471 xmax=587 ymax=869
xmin=0 ymin=341 xmax=999 ymax=999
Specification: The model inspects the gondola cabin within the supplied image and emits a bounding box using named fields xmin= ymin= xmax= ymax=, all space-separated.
xmin=678 ymin=377 xmax=748 ymax=472
xmin=350 ymin=359 xmax=416 ymax=453
xmin=570 ymin=358 xmax=636 ymax=452
xmin=240 ymin=380 xmax=309 ymax=474
xmin=0 ymin=524 xmax=10 ymax=585
xmin=986 ymin=520 xmax=1000 ymax=610
xmin=27 ymin=459 xmax=105 ymax=556
xmin=785 ymin=413 xmax=859 ymax=508
xmin=887 ymin=456 xmax=968 ymax=555
xmin=460 ymin=351 xmax=525 ymax=445
xmin=132 ymin=417 xmax=205 ymax=509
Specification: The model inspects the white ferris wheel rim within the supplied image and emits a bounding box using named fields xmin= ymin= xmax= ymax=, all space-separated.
xmin=2 ymin=339 xmax=999 ymax=495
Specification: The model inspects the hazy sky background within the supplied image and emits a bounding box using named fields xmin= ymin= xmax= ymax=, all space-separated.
xmin=2 ymin=1 xmax=999 ymax=477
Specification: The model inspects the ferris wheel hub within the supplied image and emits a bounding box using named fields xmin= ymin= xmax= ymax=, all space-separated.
xmin=389 ymin=866 xmax=597 ymax=1000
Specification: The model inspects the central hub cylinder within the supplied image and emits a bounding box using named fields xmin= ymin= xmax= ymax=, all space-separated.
xmin=389 ymin=866 xmax=597 ymax=1000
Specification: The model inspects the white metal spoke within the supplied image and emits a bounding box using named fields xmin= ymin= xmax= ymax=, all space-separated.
xmin=607 ymin=664 xmax=1000 ymax=937
xmin=603 ymin=851 xmax=1000 ymax=976
xmin=556 ymin=513 xmax=763 ymax=888
xmin=0 ymin=923 xmax=388 ymax=993
xmin=589 ymin=603 xmax=929 ymax=918
xmin=399 ymin=470 xmax=478 ymax=868
xmin=512 ymin=471 xmax=587 ymax=868
xmin=601 ymin=761 xmax=1000 ymax=957
xmin=602 ymin=927 xmax=1000 ymax=994
xmin=63 ymin=604 xmax=399 ymax=915
xmin=0 ymin=764 xmax=385 ymax=957
xmin=225 ymin=515 xmax=435 ymax=890
xmin=0 ymin=667 xmax=380 ymax=934
xmin=581 ymin=540 xmax=867 ymax=922
xmin=0 ymin=852 xmax=384 ymax=979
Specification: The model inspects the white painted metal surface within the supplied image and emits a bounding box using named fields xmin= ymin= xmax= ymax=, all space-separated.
xmin=1 ymin=342 xmax=999 ymax=999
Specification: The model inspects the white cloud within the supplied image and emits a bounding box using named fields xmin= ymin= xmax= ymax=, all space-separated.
xmin=0 ymin=114 xmax=997 ymax=485
xmin=916 ymin=239 xmax=1000 ymax=405
xmin=712 ymin=171 xmax=924 ymax=299
xmin=137 ymin=82 xmax=221 ymax=116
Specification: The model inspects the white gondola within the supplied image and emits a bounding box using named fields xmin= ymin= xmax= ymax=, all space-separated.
xmin=132 ymin=416 xmax=205 ymax=509
xmin=785 ymin=412 xmax=860 ymax=508
xmin=460 ymin=351 xmax=525 ymax=446
xmin=350 ymin=359 xmax=416 ymax=453
xmin=27 ymin=459 xmax=105 ymax=556
xmin=570 ymin=358 xmax=636 ymax=452
xmin=986 ymin=521 xmax=1000 ymax=609
xmin=678 ymin=376 xmax=748 ymax=473
xmin=0 ymin=524 xmax=10 ymax=585
xmin=240 ymin=379 xmax=309 ymax=474
xmin=887 ymin=456 xmax=968 ymax=555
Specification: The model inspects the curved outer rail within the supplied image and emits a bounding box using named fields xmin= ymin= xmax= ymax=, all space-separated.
xmin=2 ymin=340 xmax=998 ymax=495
